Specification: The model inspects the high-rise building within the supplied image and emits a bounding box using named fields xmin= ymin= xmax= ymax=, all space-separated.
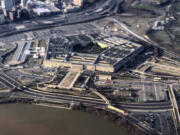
xmin=1 ymin=0 xmax=14 ymax=11
xmin=46 ymin=0 xmax=50 ymax=4
xmin=72 ymin=0 xmax=83 ymax=6
xmin=17 ymin=9 xmax=22 ymax=19
xmin=9 ymin=11 xmax=15 ymax=21
xmin=0 ymin=14 xmax=5 ymax=24
xmin=21 ymin=0 xmax=27 ymax=8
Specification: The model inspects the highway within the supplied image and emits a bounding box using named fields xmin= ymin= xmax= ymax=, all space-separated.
xmin=117 ymin=104 xmax=172 ymax=112
xmin=0 ymin=0 xmax=177 ymax=134
xmin=0 ymin=0 xmax=119 ymax=38
xmin=0 ymin=69 xmax=174 ymax=135
xmin=0 ymin=70 xmax=22 ymax=88
xmin=108 ymin=110 xmax=162 ymax=135
xmin=23 ymin=88 xmax=106 ymax=106
xmin=23 ymin=88 xmax=172 ymax=111
xmin=0 ymin=76 xmax=15 ymax=88
xmin=0 ymin=69 xmax=172 ymax=112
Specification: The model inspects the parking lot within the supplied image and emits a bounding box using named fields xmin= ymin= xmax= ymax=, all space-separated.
xmin=130 ymin=111 xmax=176 ymax=135
xmin=0 ymin=23 xmax=101 ymax=44
xmin=134 ymin=82 xmax=168 ymax=102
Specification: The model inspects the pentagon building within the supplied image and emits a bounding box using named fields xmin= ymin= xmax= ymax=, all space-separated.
xmin=43 ymin=35 xmax=144 ymax=72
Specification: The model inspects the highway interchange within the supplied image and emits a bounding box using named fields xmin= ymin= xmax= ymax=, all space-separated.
xmin=0 ymin=69 xmax=172 ymax=111
xmin=0 ymin=68 xmax=175 ymax=135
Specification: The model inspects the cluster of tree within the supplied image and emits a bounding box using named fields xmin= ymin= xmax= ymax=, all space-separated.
xmin=74 ymin=104 xmax=147 ymax=135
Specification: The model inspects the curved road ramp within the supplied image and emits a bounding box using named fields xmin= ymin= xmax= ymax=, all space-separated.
xmin=92 ymin=90 xmax=126 ymax=115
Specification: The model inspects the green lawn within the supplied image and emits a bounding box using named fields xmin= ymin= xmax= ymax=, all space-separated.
xmin=38 ymin=40 xmax=47 ymax=47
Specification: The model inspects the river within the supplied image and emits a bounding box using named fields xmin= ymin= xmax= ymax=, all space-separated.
xmin=0 ymin=104 xmax=130 ymax=135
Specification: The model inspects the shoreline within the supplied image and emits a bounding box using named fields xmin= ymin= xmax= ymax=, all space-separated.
xmin=35 ymin=102 xmax=71 ymax=110
xmin=0 ymin=96 xmax=147 ymax=135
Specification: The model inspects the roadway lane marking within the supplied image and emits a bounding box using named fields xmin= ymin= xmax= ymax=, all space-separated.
xmin=140 ymin=76 xmax=147 ymax=102
xmin=0 ymin=71 xmax=22 ymax=86
xmin=166 ymin=117 xmax=171 ymax=135
xmin=142 ymin=83 xmax=146 ymax=102
xmin=0 ymin=76 xmax=15 ymax=88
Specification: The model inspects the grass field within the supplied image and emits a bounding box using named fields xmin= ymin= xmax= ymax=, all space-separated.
xmin=60 ymin=72 xmax=78 ymax=88
xmin=38 ymin=40 xmax=47 ymax=47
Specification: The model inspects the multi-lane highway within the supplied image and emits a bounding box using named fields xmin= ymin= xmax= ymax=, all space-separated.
xmin=116 ymin=102 xmax=172 ymax=112
xmin=0 ymin=0 xmax=178 ymax=134
xmin=0 ymin=69 xmax=174 ymax=135
xmin=0 ymin=69 xmax=172 ymax=111
xmin=0 ymin=70 xmax=22 ymax=89
xmin=0 ymin=0 xmax=119 ymax=38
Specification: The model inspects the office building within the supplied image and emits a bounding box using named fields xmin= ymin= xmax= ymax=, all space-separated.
xmin=0 ymin=14 xmax=5 ymax=24
xmin=72 ymin=0 xmax=83 ymax=6
xmin=43 ymin=36 xmax=144 ymax=73
xmin=1 ymin=0 xmax=14 ymax=11
xmin=21 ymin=0 xmax=27 ymax=8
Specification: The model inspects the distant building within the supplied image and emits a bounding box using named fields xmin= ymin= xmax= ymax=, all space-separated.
xmin=9 ymin=11 xmax=16 ymax=21
xmin=46 ymin=0 xmax=50 ymax=4
xmin=0 ymin=14 xmax=5 ymax=24
xmin=21 ymin=9 xmax=29 ymax=19
xmin=1 ymin=0 xmax=14 ymax=11
xmin=21 ymin=0 xmax=27 ymax=8
xmin=9 ymin=7 xmax=18 ymax=21
xmin=17 ymin=8 xmax=22 ymax=19
xmin=33 ymin=8 xmax=50 ymax=16
xmin=72 ymin=0 xmax=83 ymax=6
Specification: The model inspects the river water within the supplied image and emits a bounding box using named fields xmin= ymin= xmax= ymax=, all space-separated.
xmin=0 ymin=104 xmax=130 ymax=135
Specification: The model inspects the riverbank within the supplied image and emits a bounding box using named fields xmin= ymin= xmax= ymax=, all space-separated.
xmin=0 ymin=96 xmax=146 ymax=135
xmin=0 ymin=103 xmax=131 ymax=135
xmin=74 ymin=105 xmax=146 ymax=135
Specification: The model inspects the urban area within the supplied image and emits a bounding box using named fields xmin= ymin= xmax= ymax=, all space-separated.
xmin=0 ymin=0 xmax=180 ymax=135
